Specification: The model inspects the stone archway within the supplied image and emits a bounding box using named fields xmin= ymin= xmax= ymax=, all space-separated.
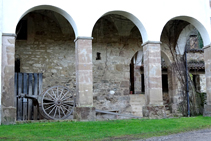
xmin=160 ymin=16 xmax=211 ymax=116
xmin=91 ymin=13 xmax=144 ymax=119
xmin=1 ymin=6 xmax=77 ymax=124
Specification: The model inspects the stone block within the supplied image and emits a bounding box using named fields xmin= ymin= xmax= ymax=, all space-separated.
xmin=77 ymin=83 xmax=93 ymax=107
xmin=73 ymin=107 xmax=96 ymax=121
xmin=203 ymin=105 xmax=211 ymax=116
xmin=123 ymin=89 xmax=129 ymax=95
xmin=147 ymin=88 xmax=163 ymax=105
xmin=142 ymin=105 xmax=166 ymax=119
xmin=116 ymin=64 xmax=123 ymax=71
xmin=120 ymin=81 xmax=130 ymax=87
xmin=1 ymin=107 xmax=16 ymax=125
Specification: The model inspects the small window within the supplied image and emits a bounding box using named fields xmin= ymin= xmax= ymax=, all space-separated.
xmin=141 ymin=74 xmax=145 ymax=93
xmin=96 ymin=52 xmax=101 ymax=60
xmin=16 ymin=20 xmax=27 ymax=40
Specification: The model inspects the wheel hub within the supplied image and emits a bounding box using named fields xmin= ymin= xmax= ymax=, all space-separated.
xmin=55 ymin=99 xmax=63 ymax=106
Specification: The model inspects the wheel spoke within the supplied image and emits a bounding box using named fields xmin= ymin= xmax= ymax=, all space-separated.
xmin=53 ymin=107 xmax=58 ymax=118
xmin=61 ymin=105 xmax=70 ymax=113
xmin=60 ymin=91 xmax=69 ymax=100
xmin=43 ymin=98 xmax=55 ymax=102
xmin=59 ymin=88 xmax=64 ymax=99
xmin=51 ymin=89 xmax=57 ymax=98
xmin=62 ymin=94 xmax=73 ymax=101
xmin=43 ymin=102 xmax=54 ymax=105
xmin=63 ymin=101 xmax=74 ymax=106
xmin=63 ymin=103 xmax=73 ymax=109
xmin=46 ymin=92 xmax=56 ymax=100
xmin=48 ymin=105 xmax=56 ymax=115
xmin=58 ymin=106 xmax=61 ymax=119
xmin=44 ymin=104 xmax=55 ymax=111
xmin=60 ymin=106 xmax=66 ymax=116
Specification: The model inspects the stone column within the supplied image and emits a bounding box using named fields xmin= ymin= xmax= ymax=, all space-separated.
xmin=203 ymin=45 xmax=211 ymax=116
xmin=73 ymin=37 xmax=95 ymax=121
xmin=142 ymin=41 xmax=166 ymax=118
xmin=1 ymin=33 xmax=16 ymax=124
xmin=168 ymin=65 xmax=182 ymax=114
xmin=134 ymin=50 xmax=143 ymax=94
xmin=134 ymin=67 xmax=142 ymax=94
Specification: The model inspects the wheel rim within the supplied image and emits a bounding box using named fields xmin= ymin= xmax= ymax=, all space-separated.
xmin=41 ymin=86 xmax=75 ymax=120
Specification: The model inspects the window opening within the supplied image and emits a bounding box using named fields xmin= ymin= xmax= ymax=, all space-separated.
xmin=96 ymin=52 xmax=101 ymax=60
xmin=141 ymin=74 xmax=145 ymax=93
xmin=162 ymin=74 xmax=168 ymax=92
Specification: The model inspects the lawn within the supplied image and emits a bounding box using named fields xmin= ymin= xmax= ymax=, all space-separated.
xmin=0 ymin=116 xmax=211 ymax=141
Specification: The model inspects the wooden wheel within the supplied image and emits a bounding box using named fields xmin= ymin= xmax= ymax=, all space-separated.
xmin=41 ymin=86 xmax=75 ymax=120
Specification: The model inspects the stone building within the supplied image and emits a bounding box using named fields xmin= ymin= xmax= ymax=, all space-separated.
xmin=1 ymin=0 xmax=211 ymax=124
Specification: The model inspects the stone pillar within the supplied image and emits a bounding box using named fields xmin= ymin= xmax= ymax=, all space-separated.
xmin=1 ymin=33 xmax=16 ymax=124
xmin=142 ymin=41 xmax=166 ymax=118
xmin=134 ymin=67 xmax=142 ymax=94
xmin=73 ymin=37 xmax=95 ymax=121
xmin=168 ymin=65 xmax=182 ymax=114
xmin=134 ymin=50 xmax=143 ymax=94
xmin=195 ymin=74 xmax=206 ymax=93
xmin=203 ymin=45 xmax=211 ymax=116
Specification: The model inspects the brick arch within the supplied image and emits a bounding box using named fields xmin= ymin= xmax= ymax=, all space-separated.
xmin=91 ymin=10 xmax=148 ymax=43
xmin=15 ymin=5 xmax=78 ymax=38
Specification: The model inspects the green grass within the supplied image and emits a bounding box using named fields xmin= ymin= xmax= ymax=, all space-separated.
xmin=1 ymin=116 xmax=211 ymax=141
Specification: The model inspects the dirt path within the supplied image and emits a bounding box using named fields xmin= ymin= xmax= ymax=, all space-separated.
xmin=138 ymin=128 xmax=211 ymax=141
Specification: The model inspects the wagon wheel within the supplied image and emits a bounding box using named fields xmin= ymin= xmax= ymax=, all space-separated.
xmin=41 ymin=86 xmax=75 ymax=120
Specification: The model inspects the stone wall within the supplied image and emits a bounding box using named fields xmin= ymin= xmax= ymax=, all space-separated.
xmin=15 ymin=12 xmax=207 ymax=120
xmin=15 ymin=11 xmax=76 ymax=93
xmin=92 ymin=15 xmax=143 ymax=118
xmin=16 ymin=13 xmax=144 ymax=119
xmin=195 ymin=74 xmax=206 ymax=93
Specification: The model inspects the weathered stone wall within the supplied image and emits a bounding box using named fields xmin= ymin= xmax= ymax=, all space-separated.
xmin=92 ymin=16 xmax=143 ymax=118
xmin=1 ymin=34 xmax=16 ymax=124
xmin=15 ymin=11 xmax=76 ymax=93
xmin=195 ymin=74 xmax=206 ymax=93
xmin=187 ymin=52 xmax=204 ymax=61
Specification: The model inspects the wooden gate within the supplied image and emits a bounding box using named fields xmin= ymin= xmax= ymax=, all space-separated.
xmin=14 ymin=73 xmax=43 ymax=121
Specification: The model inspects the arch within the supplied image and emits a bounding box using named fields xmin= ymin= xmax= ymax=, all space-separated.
xmin=177 ymin=24 xmax=198 ymax=55
xmin=160 ymin=15 xmax=211 ymax=47
xmin=161 ymin=50 xmax=172 ymax=67
xmin=15 ymin=5 xmax=78 ymax=38
xmin=91 ymin=10 xmax=148 ymax=43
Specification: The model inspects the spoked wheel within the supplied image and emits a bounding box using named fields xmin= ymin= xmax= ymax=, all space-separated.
xmin=41 ymin=86 xmax=75 ymax=120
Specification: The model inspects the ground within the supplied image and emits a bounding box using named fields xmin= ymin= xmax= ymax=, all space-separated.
xmin=137 ymin=128 xmax=211 ymax=141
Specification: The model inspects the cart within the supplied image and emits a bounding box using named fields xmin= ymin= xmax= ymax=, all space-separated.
xmin=17 ymin=85 xmax=76 ymax=120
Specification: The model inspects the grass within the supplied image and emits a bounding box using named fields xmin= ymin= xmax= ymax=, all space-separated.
xmin=0 ymin=116 xmax=211 ymax=140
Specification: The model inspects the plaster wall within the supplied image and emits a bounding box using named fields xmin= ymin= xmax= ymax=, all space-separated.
xmin=0 ymin=0 xmax=3 ymax=124
xmin=1 ymin=0 xmax=211 ymax=45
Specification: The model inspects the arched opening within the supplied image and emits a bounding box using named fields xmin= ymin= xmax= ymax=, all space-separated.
xmin=92 ymin=13 xmax=144 ymax=118
xmin=160 ymin=16 xmax=208 ymax=116
xmin=130 ymin=50 xmax=144 ymax=94
xmin=15 ymin=9 xmax=76 ymax=120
